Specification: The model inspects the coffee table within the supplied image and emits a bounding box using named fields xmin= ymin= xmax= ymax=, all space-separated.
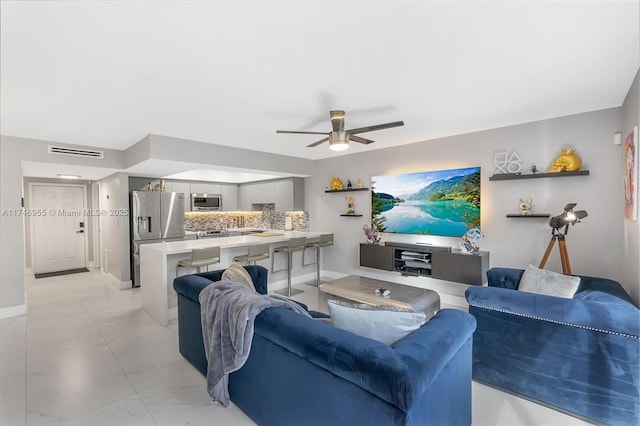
xmin=318 ymin=275 xmax=440 ymax=319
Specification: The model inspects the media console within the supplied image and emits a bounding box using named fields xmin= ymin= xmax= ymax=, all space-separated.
xmin=359 ymin=241 xmax=489 ymax=285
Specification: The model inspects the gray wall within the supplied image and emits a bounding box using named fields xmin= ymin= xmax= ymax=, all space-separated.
xmin=0 ymin=138 xmax=27 ymax=312
xmin=144 ymin=134 xmax=314 ymax=177
xmin=309 ymin=106 xmax=633 ymax=304
xmin=621 ymin=69 xmax=640 ymax=304
xmin=98 ymin=173 xmax=131 ymax=284
xmin=0 ymin=135 xmax=124 ymax=312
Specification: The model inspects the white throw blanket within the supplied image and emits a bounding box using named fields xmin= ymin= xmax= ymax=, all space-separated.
xmin=199 ymin=280 xmax=311 ymax=406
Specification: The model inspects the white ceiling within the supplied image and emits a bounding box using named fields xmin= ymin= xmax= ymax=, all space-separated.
xmin=2 ymin=1 xmax=639 ymax=179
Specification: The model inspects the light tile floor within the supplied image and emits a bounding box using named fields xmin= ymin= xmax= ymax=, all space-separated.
xmin=0 ymin=270 xmax=593 ymax=425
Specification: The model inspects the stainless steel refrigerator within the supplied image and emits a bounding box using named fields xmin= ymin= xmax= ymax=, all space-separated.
xmin=131 ymin=191 xmax=186 ymax=287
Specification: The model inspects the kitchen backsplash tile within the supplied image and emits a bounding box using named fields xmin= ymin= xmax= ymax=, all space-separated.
xmin=273 ymin=210 xmax=308 ymax=231
xmin=185 ymin=208 xmax=308 ymax=231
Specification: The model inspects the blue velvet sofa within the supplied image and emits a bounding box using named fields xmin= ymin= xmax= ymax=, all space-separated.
xmin=465 ymin=267 xmax=640 ymax=426
xmin=174 ymin=265 xmax=477 ymax=426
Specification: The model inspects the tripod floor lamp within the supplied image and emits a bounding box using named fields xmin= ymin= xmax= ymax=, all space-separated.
xmin=538 ymin=203 xmax=588 ymax=275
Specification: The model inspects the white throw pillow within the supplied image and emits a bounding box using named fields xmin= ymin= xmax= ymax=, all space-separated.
xmin=518 ymin=264 xmax=580 ymax=299
xmin=221 ymin=263 xmax=256 ymax=292
xmin=327 ymin=299 xmax=427 ymax=345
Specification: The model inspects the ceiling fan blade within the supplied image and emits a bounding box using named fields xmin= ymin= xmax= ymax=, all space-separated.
xmin=349 ymin=134 xmax=375 ymax=145
xmin=347 ymin=121 xmax=405 ymax=135
xmin=306 ymin=136 xmax=330 ymax=147
xmin=276 ymin=130 xmax=330 ymax=135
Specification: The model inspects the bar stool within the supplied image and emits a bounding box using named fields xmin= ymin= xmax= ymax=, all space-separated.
xmin=232 ymin=243 xmax=269 ymax=265
xmin=271 ymin=237 xmax=307 ymax=297
xmin=303 ymin=233 xmax=334 ymax=287
xmin=176 ymin=246 xmax=221 ymax=277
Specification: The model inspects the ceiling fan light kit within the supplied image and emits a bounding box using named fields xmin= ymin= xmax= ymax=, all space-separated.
xmin=276 ymin=110 xmax=404 ymax=151
xmin=329 ymin=133 xmax=349 ymax=151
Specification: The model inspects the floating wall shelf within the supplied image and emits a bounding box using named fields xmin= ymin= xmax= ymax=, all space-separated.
xmin=340 ymin=213 xmax=363 ymax=217
xmin=325 ymin=187 xmax=369 ymax=193
xmin=506 ymin=214 xmax=551 ymax=218
xmin=489 ymin=170 xmax=589 ymax=181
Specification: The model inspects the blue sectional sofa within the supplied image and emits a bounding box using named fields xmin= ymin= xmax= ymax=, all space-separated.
xmin=174 ymin=266 xmax=477 ymax=426
xmin=465 ymin=267 xmax=640 ymax=426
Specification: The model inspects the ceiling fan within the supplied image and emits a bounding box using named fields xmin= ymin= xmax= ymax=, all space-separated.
xmin=276 ymin=110 xmax=404 ymax=151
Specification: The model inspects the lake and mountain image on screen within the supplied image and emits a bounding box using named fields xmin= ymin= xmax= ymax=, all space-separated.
xmin=371 ymin=167 xmax=480 ymax=238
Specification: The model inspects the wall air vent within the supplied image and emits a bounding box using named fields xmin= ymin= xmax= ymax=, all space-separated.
xmin=48 ymin=145 xmax=104 ymax=159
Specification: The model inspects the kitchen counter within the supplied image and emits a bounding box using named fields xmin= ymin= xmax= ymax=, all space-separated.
xmin=225 ymin=227 xmax=268 ymax=233
xmin=143 ymin=231 xmax=314 ymax=254
xmin=140 ymin=231 xmax=327 ymax=326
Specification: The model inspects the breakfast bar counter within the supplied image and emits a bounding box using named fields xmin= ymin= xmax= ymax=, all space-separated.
xmin=140 ymin=231 xmax=326 ymax=325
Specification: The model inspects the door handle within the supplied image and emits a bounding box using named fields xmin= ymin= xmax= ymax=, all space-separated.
xmin=76 ymin=230 xmax=84 ymax=233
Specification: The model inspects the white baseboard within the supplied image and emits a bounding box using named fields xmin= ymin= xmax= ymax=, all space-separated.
xmin=101 ymin=270 xmax=133 ymax=290
xmin=168 ymin=307 xmax=177 ymax=322
xmin=0 ymin=304 xmax=27 ymax=319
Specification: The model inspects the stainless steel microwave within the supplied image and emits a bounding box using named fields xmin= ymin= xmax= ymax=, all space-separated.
xmin=191 ymin=193 xmax=222 ymax=211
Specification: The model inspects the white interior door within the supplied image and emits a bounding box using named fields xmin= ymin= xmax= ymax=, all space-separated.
xmin=32 ymin=185 xmax=86 ymax=274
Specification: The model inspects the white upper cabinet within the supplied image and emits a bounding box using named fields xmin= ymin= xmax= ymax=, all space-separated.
xmin=170 ymin=181 xmax=191 ymax=212
xmin=275 ymin=179 xmax=294 ymax=211
xmin=128 ymin=176 xmax=302 ymax=212
xmin=239 ymin=178 xmax=304 ymax=211
xmin=251 ymin=182 xmax=276 ymax=204
xmin=190 ymin=182 xmax=221 ymax=195
xmin=239 ymin=184 xmax=252 ymax=211
xmin=272 ymin=178 xmax=305 ymax=211
xmin=191 ymin=182 xmax=238 ymax=211
xmin=220 ymin=184 xmax=238 ymax=211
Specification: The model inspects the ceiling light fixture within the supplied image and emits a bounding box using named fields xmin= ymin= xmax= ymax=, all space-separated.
xmin=328 ymin=133 xmax=349 ymax=151
xmin=276 ymin=110 xmax=404 ymax=151
xmin=57 ymin=174 xmax=81 ymax=179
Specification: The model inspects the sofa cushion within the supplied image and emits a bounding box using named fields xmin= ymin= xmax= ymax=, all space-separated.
xmin=221 ymin=262 xmax=256 ymax=291
xmin=518 ymin=264 xmax=580 ymax=299
xmin=328 ymin=299 xmax=426 ymax=345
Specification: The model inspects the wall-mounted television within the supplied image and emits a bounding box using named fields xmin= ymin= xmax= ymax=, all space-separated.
xmin=371 ymin=166 xmax=480 ymax=238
